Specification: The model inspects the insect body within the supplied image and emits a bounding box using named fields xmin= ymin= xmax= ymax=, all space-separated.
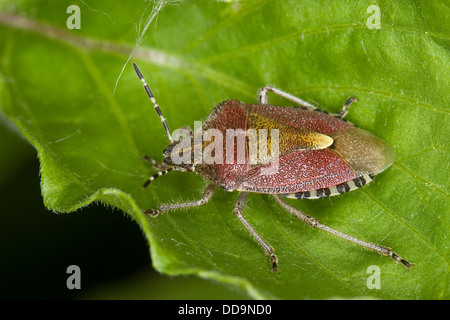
xmin=133 ymin=62 xmax=410 ymax=272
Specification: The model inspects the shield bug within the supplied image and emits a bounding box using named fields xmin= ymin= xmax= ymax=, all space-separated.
xmin=133 ymin=62 xmax=411 ymax=272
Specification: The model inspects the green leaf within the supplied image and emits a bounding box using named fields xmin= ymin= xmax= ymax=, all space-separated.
xmin=0 ymin=0 xmax=448 ymax=299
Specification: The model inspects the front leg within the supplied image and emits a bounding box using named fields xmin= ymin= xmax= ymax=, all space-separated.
xmin=141 ymin=155 xmax=187 ymax=189
xmin=144 ymin=184 xmax=216 ymax=216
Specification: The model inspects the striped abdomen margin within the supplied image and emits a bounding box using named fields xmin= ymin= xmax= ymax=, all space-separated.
xmin=284 ymin=173 xmax=375 ymax=200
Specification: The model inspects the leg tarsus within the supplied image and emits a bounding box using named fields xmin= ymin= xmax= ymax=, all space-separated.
xmin=270 ymin=253 xmax=278 ymax=272
xmin=337 ymin=97 xmax=358 ymax=119
xmin=388 ymin=250 xmax=413 ymax=270
xmin=143 ymin=208 xmax=160 ymax=216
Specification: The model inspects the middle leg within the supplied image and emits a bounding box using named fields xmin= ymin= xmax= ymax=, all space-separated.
xmin=233 ymin=192 xmax=278 ymax=272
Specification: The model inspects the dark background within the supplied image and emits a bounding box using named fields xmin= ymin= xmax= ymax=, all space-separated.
xmin=0 ymin=123 xmax=246 ymax=299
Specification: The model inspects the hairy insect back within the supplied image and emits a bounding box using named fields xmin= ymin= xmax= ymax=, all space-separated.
xmin=195 ymin=100 xmax=250 ymax=191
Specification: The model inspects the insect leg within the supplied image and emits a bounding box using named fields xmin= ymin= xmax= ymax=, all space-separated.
xmin=337 ymin=97 xmax=358 ymax=119
xmin=234 ymin=192 xmax=278 ymax=272
xmin=272 ymin=195 xmax=411 ymax=269
xmin=141 ymin=156 xmax=187 ymax=189
xmin=144 ymin=184 xmax=216 ymax=216
xmin=258 ymin=86 xmax=317 ymax=109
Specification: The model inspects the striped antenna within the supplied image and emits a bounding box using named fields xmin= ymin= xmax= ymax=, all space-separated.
xmin=132 ymin=62 xmax=173 ymax=142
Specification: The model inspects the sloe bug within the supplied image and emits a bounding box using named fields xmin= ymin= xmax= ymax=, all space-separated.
xmin=133 ymin=62 xmax=410 ymax=272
